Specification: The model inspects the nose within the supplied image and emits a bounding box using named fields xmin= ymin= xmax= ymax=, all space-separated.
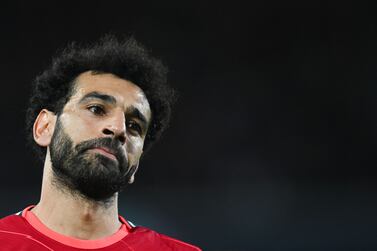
xmin=102 ymin=111 xmax=126 ymax=145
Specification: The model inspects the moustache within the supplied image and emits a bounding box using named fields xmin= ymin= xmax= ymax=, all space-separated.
xmin=74 ymin=137 xmax=128 ymax=167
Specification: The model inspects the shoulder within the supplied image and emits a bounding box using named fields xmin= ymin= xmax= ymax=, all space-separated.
xmin=0 ymin=213 xmax=32 ymax=237
xmin=157 ymin=231 xmax=202 ymax=251
xmin=0 ymin=206 xmax=35 ymax=233
xmin=0 ymin=213 xmax=26 ymax=231
xmin=126 ymin=225 xmax=201 ymax=251
xmin=0 ymin=214 xmax=49 ymax=250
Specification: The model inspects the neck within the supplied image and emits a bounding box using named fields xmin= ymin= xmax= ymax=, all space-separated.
xmin=32 ymin=154 xmax=121 ymax=240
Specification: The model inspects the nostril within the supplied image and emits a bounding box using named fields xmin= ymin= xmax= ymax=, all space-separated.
xmin=103 ymin=128 xmax=126 ymax=144
xmin=103 ymin=128 xmax=114 ymax=135
xmin=117 ymin=135 xmax=126 ymax=145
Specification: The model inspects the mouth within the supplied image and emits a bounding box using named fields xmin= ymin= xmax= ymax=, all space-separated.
xmin=89 ymin=147 xmax=117 ymax=161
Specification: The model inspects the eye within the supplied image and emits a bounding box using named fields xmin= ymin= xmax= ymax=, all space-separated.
xmin=88 ymin=105 xmax=106 ymax=116
xmin=126 ymin=120 xmax=142 ymax=135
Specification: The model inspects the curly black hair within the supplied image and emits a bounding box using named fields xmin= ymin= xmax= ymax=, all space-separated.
xmin=26 ymin=35 xmax=175 ymax=160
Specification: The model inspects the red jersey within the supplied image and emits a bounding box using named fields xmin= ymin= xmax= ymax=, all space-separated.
xmin=0 ymin=206 xmax=201 ymax=251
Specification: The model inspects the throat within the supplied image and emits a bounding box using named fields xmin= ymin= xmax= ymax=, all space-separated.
xmin=32 ymin=187 xmax=121 ymax=240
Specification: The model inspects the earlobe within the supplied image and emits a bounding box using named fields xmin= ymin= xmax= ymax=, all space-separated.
xmin=33 ymin=109 xmax=56 ymax=147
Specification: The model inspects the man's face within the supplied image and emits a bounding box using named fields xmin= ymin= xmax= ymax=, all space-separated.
xmin=48 ymin=71 xmax=151 ymax=202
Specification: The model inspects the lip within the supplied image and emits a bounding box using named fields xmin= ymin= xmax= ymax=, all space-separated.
xmin=90 ymin=147 xmax=117 ymax=161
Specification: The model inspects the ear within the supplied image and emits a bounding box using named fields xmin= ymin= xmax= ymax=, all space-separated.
xmin=33 ymin=109 xmax=57 ymax=147
xmin=128 ymin=162 xmax=140 ymax=184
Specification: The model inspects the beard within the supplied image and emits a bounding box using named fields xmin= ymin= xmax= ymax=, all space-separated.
xmin=49 ymin=117 xmax=135 ymax=202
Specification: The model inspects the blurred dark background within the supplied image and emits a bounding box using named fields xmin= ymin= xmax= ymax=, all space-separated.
xmin=1 ymin=1 xmax=377 ymax=250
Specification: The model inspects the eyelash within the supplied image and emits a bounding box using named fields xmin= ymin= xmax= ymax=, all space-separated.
xmin=127 ymin=120 xmax=142 ymax=135
xmin=87 ymin=105 xmax=106 ymax=116
xmin=87 ymin=105 xmax=142 ymax=135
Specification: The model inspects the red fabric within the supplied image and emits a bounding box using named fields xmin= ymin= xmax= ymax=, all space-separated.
xmin=0 ymin=208 xmax=201 ymax=251
xmin=21 ymin=205 xmax=130 ymax=249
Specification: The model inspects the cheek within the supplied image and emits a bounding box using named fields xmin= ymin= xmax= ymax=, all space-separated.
xmin=126 ymin=137 xmax=144 ymax=160
xmin=58 ymin=112 xmax=102 ymax=143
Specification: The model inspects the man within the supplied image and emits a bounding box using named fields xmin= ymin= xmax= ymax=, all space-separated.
xmin=0 ymin=35 xmax=201 ymax=250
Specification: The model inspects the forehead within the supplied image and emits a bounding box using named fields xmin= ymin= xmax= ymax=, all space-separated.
xmin=69 ymin=71 xmax=151 ymax=120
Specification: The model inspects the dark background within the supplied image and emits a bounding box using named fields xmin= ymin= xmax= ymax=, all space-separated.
xmin=1 ymin=1 xmax=377 ymax=250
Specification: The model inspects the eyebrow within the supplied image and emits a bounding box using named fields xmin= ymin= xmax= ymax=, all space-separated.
xmin=79 ymin=91 xmax=116 ymax=105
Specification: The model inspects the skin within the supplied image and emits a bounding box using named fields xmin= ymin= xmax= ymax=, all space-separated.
xmin=31 ymin=71 xmax=151 ymax=240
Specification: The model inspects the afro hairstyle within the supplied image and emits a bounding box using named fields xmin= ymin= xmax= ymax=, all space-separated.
xmin=26 ymin=35 xmax=175 ymax=160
